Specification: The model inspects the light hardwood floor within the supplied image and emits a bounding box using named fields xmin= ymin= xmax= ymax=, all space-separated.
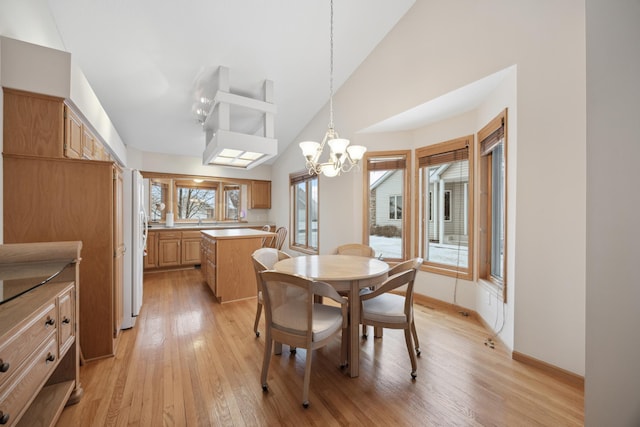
xmin=58 ymin=268 xmax=583 ymax=426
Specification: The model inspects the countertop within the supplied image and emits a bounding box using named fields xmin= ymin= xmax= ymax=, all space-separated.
xmin=201 ymin=228 xmax=275 ymax=239
xmin=147 ymin=222 xmax=273 ymax=231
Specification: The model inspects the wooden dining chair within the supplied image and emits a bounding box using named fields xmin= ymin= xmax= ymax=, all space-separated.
xmin=251 ymin=248 xmax=291 ymax=337
xmin=270 ymin=226 xmax=287 ymax=250
xmin=258 ymin=270 xmax=348 ymax=408
xmin=260 ymin=224 xmax=273 ymax=247
xmin=336 ymin=243 xmax=375 ymax=258
xmin=359 ymin=257 xmax=423 ymax=379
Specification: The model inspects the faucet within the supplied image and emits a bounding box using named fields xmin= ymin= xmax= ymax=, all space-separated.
xmin=198 ymin=218 xmax=202 ymax=226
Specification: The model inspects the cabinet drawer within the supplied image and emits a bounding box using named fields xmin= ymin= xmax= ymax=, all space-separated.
xmin=0 ymin=337 xmax=58 ymax=426
xmin=158 ymin=231 xmax=181 ymax=240
xmin=181 ymin=231 xmax=201 ymax=239
xmin=0 ymin=304 xmax=56 ymax=390
xmin=58 ymin=288 xmax=75 ymax=355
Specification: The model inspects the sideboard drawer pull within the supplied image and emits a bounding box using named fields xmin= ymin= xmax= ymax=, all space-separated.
xmin=0 ymin=360 xmax=9 ymax=373
xmin=0 ymin=411 xmax=9 ymax=424
xmin=45 ymin=353 xmax=55 ymax=364
xmin=45 ymin=317 xmax=55 ymax=327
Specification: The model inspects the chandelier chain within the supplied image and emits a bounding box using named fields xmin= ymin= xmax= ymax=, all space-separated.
xmin=328 ymin=0 xmax=334 ymax=132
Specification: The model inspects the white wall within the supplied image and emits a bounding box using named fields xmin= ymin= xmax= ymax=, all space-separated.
xmin=271 ymin=0 xmax=586 ymax=376
xmin=585 ymin=1 xmax=640 ymax=425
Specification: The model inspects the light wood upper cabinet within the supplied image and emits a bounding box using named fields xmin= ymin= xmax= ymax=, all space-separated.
xmin=2 ymin=88 xmax=65 ymax=158
xmin=249 ymin=180 xmax=271 ymax=209
xmin=64 ymin=107 xmax=83 ymax=159
xmin=2 ymin=88 xmax=112 ymax=163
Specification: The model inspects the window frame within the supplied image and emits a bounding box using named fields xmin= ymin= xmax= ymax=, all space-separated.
xmin=174 ymin=179 xmax=217 ymax=221
xmin=363 ymin=150 xmax=411 ymax=262
xmin=389 ymin=194 xmax=402 ymax=220
xmin=415 ymin=135 xmax=474 ymax=280
xmin=289 ymin=171 xmax=319 ymax=254
xmin=478 ymin=109 xmax=508 ymax=301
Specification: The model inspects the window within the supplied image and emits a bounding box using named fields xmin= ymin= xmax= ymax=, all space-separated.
xmin=150 ymin=181 xmax=168 ymax=221
xmin=416 ymin=136 xmax=474 ymax=279
xmin=175 ymin=181 xmax=216 ymax=220
xmin=290 ymin=171 xmax=319 ymax=253
xmin=145 ymin=174 xmax=257 ymax=224
xmin=223 ymin=184 xmax=240 ymax=220
xmin=364 ymin=151 xmax=410 ymax=262
xmin=389 ymin=195 xmax=402 ymax=220
xmin=479 ymin=109 xmax=508 ymax=299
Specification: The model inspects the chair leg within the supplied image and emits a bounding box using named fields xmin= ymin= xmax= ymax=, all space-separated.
xmin=374 ymin=326 xmax=383 ymax=338
xmin=410 ymin=319 xmax=421 ymax=356
xmin=341 ymin=326 xmax=349 ymax=368
xmin=253 ymin=302 xmax=262 ymax=337
xmin=361 ymin=323 xmax=368 ymax=339
xmin=261 ymin=336 xmax=273 ymax=391
xmin=302 ymin=348 xmax=313 ymax=408
xmin=404 ymin=328 xmax=417 ymax=379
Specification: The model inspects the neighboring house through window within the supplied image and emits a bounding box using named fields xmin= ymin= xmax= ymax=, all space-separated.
xmin=416 ymin=135 xmax=474 ymax=280
xmin=364 ymin=151 xmax=410 ymax=262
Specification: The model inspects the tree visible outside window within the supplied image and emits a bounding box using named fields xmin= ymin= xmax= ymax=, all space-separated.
xmin=223 ymin=185 xmax=240 ymax=220
xmin=176 ymin=185 xmax=216 ymax=220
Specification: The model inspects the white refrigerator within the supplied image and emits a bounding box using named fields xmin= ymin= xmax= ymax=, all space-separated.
xmin=122 ymin=169 xmax=148 ymax=329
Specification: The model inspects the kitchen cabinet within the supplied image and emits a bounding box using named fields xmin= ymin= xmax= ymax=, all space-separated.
xmin=249 ymin=180 xmax=271 ymax=209
xmin=200 ymin=229 xmax=274 ymax=303
xmin=181 ymin=231 xmax=202 ymax=265
xmin=0 ymin=241 xmax=83 ymax=427
xmin=145 ymin=230 xmax=203 ymax=270
xmin=144 ymin=231 xmax=158 ymax=269
xmin=158 ymin=231 xmax=181 ymax=268
xmin=3 ymin=155 xmax=123 ymax=361
xmin=64 ymin=106 xmax=83 ymax=159
xmin=3 ymin=88 xmax=112 ymax=163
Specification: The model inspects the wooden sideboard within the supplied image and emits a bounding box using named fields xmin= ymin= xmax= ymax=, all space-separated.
xmin=0 ymin=241 xmax=83 ymax=427
xmin=200 ymin=229 xmax=275 ymax=303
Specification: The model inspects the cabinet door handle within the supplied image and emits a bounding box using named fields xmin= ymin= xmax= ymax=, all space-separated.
xmin=0 ymin=359 xmax=9 ymax=373
xmin=45 ymin=317 xmax=55 ymax=327
xmin=62 ymin=317 xmax=71 ymax=324
xmin=45 ymin=353 xmax=56 ymax=364
xmin=0 ymin=410 xmax=10 ymax=425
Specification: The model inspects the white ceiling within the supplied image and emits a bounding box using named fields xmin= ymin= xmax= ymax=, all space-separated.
xmin=46 ymin=0 xmax=416 ymax=163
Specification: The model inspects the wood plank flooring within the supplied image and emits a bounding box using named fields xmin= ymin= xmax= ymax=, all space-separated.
xmin=57 ymin=268 xmax=583 ymax=426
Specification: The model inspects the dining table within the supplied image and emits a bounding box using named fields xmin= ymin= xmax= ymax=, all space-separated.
xmin=273 ymin=254 xmax=389 ymax=378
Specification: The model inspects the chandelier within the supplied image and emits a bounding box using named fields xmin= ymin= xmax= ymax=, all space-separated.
xmin=299 ymin=0 xmax=366 ymax=177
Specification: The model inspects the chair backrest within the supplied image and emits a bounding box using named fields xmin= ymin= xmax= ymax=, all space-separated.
xmin=271 ymin=227 xmax=288 ymax=250
xmin=259 ymin=270 xmax=314 ymax=341
xmin=388 ymin=257 xmax=423 ymax=276
xmin=362 ymin=257 xmax=423 ymax=312
xmin=260 ymin=225 xmax=273 ymax=247
xmin=336 ymin=243 xmax=375 ymax=258
xmin=251 ymin=248 xmax=291 ymax=291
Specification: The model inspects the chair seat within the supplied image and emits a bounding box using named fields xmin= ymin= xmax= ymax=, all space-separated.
xmin=362 ymin=293 xmax=408 ymax=324
xmin=273 ymin=302 xmax=344 ymax=342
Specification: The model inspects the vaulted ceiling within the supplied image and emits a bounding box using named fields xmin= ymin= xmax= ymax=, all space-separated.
xmin=46 ymin=0 xmax=416 ymax=163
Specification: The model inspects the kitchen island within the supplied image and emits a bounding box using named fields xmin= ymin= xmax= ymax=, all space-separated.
xmin=200 ymin=228 xmax=275 ymax=303
xmin=144 ymin=223 xmax=274 ymax=270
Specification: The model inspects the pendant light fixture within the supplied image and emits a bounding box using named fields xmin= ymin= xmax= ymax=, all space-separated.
xmin=299 ymin=0 xmax=366 ymax=177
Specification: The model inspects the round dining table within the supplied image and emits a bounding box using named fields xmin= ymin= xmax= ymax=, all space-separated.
xmin=273 ymin=254 xmax=389 ymax=378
